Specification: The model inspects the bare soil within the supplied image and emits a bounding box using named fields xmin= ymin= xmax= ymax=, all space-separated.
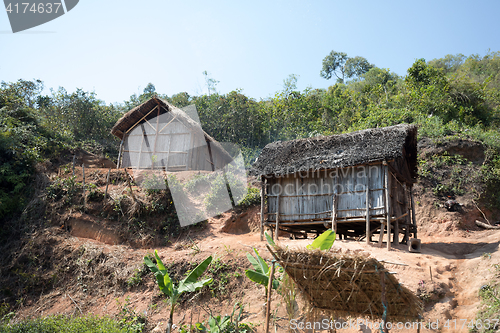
xmin=3 ymin=142 xmax=500 ymax=333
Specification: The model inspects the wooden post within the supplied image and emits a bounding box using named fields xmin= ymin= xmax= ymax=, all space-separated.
xmin=331 ymin=194 xmax=337 ymax=234
xmin=386 ymin=165 xmax=392 ymax=250
xmin=123 ymin=168 xmax=136 ymax=201
xmin=265 ymin=260 xmax=276 ymax=333
xmin=394 ymin=177 xmax=399 ymax=246
xmin=378 ymin=166 xmax=386 ymax=247
xmin=260 ymin=177 xmax=265 ymax=241
xmin=380 ymin=271 xmax=389 ymax=333
xmin=82 ymin=164 xmax=86 ymax=210
xmin=104 ymin=168 xmax=111 ymax=198
xmin=365 ymin=170 xmax=371 ymax=244
xmin=152 ymin=102 xmax=161 ymax=170
xmin=403 ymin=183 xmax=410 ymax=244
xmin=275 ymin=193 xmax=280 ymax=241
xmin=410 ymin=186 xmax=417 ymax=239
xmin=117 ymin=137 xmax=124 ymax=169
xmin=72 ymin=155 xmax=76 ymax=176
xmin=206 ymin=140 xmax=215 ymax=171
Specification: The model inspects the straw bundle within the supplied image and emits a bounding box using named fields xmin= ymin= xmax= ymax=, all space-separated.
xmin=269 ymin=245 xmax=422 ymax=322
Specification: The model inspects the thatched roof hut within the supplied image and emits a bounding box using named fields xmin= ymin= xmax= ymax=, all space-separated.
xmin=111 ymin=97 xmax=232 ymax=171
xmin=254 ymin=124 xmax=419 ymax=250
xmin=252 ymin=124 xmax=417 ymax=179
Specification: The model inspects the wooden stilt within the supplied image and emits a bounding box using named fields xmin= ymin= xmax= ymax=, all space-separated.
xmin=104 ymin=168 xmax=111 ymax=198
xmin=260 ymin=176 xmax=265 ymax=241
xmin=365 ymin=171 xmax=371 ymax=244
xmin=403 ymin=183 xmax=410 ymax=244
xmin=380 ymin=271 xmax=389 ymax=333
xmin=265 ymin=260 xmax=276 ymax=333
xmin=410 ymin=186 xmax=417 ymax=239
xmin=82 ymin=164 xmax=86 ymax=211
xmin=394 ymin=175 xmax=399 ymax=246
xmin=275 ymin=193 xmax=280 ymax=241
xmin=386 ymin=165 xmax=392 ymax=250
xmin=117 ymin=137 xmax=124 ymax=169
xmin=379 ymin=166 xmax=386 ymax=247
xmin=331 ymin=194 xmax=338 ymax=234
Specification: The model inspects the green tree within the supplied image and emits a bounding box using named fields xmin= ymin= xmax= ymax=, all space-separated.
xmin=320 ymin=51 xmax=373 ymax=83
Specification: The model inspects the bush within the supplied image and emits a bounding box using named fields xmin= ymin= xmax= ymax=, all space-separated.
xmin=0 ymin=314 xmax=136 ymax=333
xmin=238 ymin=187 xmax=260 ymax=207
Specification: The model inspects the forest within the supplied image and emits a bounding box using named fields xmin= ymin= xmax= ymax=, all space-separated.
xmin=1 ymin=51 xmax=500 ymax=225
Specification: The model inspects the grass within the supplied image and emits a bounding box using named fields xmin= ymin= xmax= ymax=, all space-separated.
xmin=0 ymin=314 xmax=140 ymax=333
xmin=472 ymin=283 xmax=500 ymax=332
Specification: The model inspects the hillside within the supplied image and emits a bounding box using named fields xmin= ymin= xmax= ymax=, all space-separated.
xmin=0 ymin=137 xmax=498 ymax=333
xmin=1 ymin=53 xmax=500 ymax=332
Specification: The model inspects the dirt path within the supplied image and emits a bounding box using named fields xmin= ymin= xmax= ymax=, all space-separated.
xmin=10 ymin=209 xmax=500 ymax=333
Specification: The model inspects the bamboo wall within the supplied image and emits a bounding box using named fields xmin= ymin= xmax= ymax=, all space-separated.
xmin=266 ymin=164 xmax=385 ymax=222
xmin=262 ymin=161 xmax=417 ymax=246
xmin=120 ymin=112 xmax=226 ymax=171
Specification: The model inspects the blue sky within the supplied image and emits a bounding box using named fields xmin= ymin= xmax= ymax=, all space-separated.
xmin=1 ymin=0 xmax=500 ymax=105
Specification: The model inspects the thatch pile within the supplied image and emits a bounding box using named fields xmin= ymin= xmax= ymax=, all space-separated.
xmin=269 ymin=245 xmax=422 ymax=322
xmin=252 ymin=124 xmax=417 ymax=178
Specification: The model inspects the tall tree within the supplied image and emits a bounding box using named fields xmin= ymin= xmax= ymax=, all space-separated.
xmin=320 ymin=51 xmax=373 ymax=83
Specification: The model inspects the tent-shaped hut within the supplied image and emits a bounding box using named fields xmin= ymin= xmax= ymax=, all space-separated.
xmin=111 ymin=97 xmax=232 ymax=171
xmin=252 ymin=124 xmax=418 ymax=249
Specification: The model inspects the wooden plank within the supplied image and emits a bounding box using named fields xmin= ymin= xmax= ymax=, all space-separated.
xmin=186 ymin=132 xmax=194 ymax=171
xmin=265 ymin=188 xmax=386 ymax=197
xmin=158 ymin=114 xmax=177 ymax=133
xmin=104 ymin=168 xmax=111 ymax=198
xmin=117 ymin=137 xmax=124 ymax=169
xmin=378 ymin=166 xmax=386 ymax=247
xmin=127 ymin=131 xmax=191 ymax=137
xmin=275 ymin=193 xmax=280 ymax=241
xmin=332 ymin=194 xmax=338 ymax=233
xmin=410 ymin=186 xmax=417 ymax=239
xmin=393 ymin=173 xmax=399 ymax=246
xmin=206 ymin=140 xmax=215 ymax=172
xmin=122 ymin=150 xmax=188 ymax=154
xmin=125 ymin=105 xmax=158 ymax=134
xmin=260 ymin=176 xmax=265 ymax=241
xmin=366 ymin=170 xmax=371 ymax=244
xmin=403 ymin=183 xmax=410 ymax=243
xmin=152 ymin=103 xmax=161 ymax=170
xmin=386 ymin=165 xmax=392 ymax=250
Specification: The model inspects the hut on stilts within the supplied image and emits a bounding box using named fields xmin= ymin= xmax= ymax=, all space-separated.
xmin=252 ymin=124 xmax=418 ymax=249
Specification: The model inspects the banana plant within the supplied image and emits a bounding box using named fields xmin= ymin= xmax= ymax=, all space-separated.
xmin=245 ymin=247 xmax=279 ymax=296
xmin=144 ymin=250 xmax=213 ymax=333
xmin=306 ymin=228 xmax=336 ymax=250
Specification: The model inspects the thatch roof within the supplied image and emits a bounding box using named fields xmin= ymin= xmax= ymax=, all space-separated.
xmin=252 ymin=124 xmax=417 ymax=178
xmin=269 ymin=245 xmax=423 ymax=321
xmin=110 ymin=96 xmax=233 ymax=163
xmin=111 ymin=97 xmax=200 ymax=139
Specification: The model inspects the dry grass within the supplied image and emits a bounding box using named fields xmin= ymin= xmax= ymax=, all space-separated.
xmin=269 ymin=245 xmax=423 ymax=322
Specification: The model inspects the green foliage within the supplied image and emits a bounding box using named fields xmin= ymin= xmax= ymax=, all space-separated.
xmin=473 ymin=284 xmax=500 ymax=333
xmin=237 ymin=188 xmax=260 ymax=207
xmin=244 ymin=248 xmax=279 ymax=295
xmin=205 ymin=257 xmax=239 ymax=298
xmin=321 ymin=50 xmax=373 ymax=83
xmin=204 ymin=172 xmax=246 ymax=214
xmin=115 ymin=297 xmax=146 ymax=333
xmin=179 ymin=303 xmax=253 ymax=333
xmin=144 ymin=250 xmax=212 ymax=333
xmin=0 ymin=314 xmax=137 ymax=333
xmin=306 ymin=229 xmax=336 ymax=250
